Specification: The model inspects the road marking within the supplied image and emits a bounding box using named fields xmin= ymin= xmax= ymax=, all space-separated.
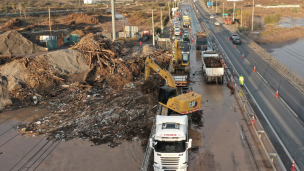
xmin=257 ymin=72 xmax=268 ymax=84
xmin=236 ymin=48 xmax=240 ymax=53
xmin=245 ymin=59 xmax=251 ymax=65
xmin=279 ymin=97 xmax=299 ymax=118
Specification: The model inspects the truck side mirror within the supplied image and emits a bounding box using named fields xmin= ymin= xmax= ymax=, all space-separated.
xmin=188 ymin=139 xmax=192 ymax=149
xmin=150 ymin=138 xmax=154 ymax=149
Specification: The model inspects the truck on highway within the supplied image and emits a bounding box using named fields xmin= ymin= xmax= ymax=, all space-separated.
xmin=150 ymin=115 xmax=192 ymax=171
xmin=201 ymin=50 xmax=224 ymax=84
xmin=195 ymin=32 xmax=208 ymax=51
xmin=182 ymin=15 xmax=191 ymax=28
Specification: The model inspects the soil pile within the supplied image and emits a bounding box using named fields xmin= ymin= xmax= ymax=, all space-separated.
xmin=60 ymin=13 xmax=100 ymax=25
xmin=0 ymin=30 xmax=47 ymax=56
xmin=70 ymin=29 xmax=85 ymax=37
xmin=0 ymin=18 xmax=24 ymax=31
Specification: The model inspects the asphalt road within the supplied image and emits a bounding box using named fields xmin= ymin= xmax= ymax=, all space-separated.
xmin=193 ymin=1 xmax=304 ymax=170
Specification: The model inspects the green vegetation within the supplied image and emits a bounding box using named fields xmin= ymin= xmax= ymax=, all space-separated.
xmin=292 ymin=8 xmax=298 ymax=13
xmin=264 ymin=14 xmax=281 ymax=25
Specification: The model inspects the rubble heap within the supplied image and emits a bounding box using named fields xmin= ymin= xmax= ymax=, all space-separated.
xmin=0 ymin=18 xmax=24 ymax=31
xmin=0 ymin=30 xmax=47 ymax=56
xmin=60 ymin=13 xmax=100 ymax=25
xmin=14 ymin=33 xmax=171 ymax=147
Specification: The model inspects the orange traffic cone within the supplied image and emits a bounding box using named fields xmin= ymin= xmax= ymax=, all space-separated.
xmin=235 ymin=83 xmax=237 ymax=90
xmin=252 ymin=115 xmax=255 ymax=125
xmin=234 ymin=45 xmax=236 ymax=49
xmin=290 ymin=159 xmax=295 ymax=171
xmin=223 ymin=53 xmax=225 ymax=57
xmin=276 ymin=90 xmax=279 ymax=98
xmin=291 ymin=159 xmax=295 ymax=171
xmin=242 ymin=54 xmax=244 ymax=59
xmin=254 ymin=66 xmax=256 ymax=72
xmin=187 ymin=90 xmax=189 ymax=93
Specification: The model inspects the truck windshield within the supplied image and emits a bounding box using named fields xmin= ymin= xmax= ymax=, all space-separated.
xmin=197 ymin=40 xmax=207 ymax=45
xmin=155 ymin=140 xmax=186 ymax=153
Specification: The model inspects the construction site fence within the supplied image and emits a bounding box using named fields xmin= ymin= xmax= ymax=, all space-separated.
xmin=191 ymin=1 xmax=287 ymax=170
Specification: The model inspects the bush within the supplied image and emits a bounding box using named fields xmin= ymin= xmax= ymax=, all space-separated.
xmin=53 ymin=3 xmax=60 ymax=8
xmin=155 ymin=27 xmax=161 ymax=34
xmin=292 ymin=8 xmax=298 ymax=13
xmin=264 ymin=14 xmax=281 ymax=24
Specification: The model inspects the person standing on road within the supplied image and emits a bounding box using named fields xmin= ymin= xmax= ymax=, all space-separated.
xmin=140 ymin=41 xmax=142 ymax=47
xmin=239 ymin=75 xmax=244 ymax=86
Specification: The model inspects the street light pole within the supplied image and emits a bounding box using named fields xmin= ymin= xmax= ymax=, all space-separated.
xmin=111 ymin=0 xmax=116 ymax=40
xmin=161 ymin=8 xmax=163 ymax=34
xmin=251 ymin=0 xmax=254 ymax=31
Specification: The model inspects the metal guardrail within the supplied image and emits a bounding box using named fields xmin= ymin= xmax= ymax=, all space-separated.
xmin=191 ymin=1 xmax=287 ymax=170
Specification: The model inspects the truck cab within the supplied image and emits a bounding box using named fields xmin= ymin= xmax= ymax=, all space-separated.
xmin=150 ymin=115 xmax=192 ymax=171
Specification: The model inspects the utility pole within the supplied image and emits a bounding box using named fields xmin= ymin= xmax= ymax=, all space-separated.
xmin=152 ymin=10 xmax=155 ymax=46
xmin=123 ymin=13 xmax=126 ymax=40
xmin=111 ymin=0 xmax=116 ymax=40
xmin=49 ymin=7 xmax=51 ymax=36
xmin=251 ymin=0 xmax=254 ymax=31
xmin=168 ymin=2 xmax=171 ymax=21
xmin=161 ymin=8 xmax=163 ymax=34
xmin=241 ymin=8 xmax=242 ymax=26
xmin=212 ymin=0 xmax=213 ymax=10
xmin=222 ymin=3 xmax=224 ymax=17
xmin=216 ymin=0 xmax=217 ymax=13
xmin=233 ymin=1 xmax=235 ymax=22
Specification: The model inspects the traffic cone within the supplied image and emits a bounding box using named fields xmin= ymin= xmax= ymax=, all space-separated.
xmin=254 ymin=66 xmax=256 ymax=72
xmin=291 ymin=159 xmax=295 ymax=171
xmin=235 ymin=83 xmax=237 ymax=90
xmin=223 ymin=53 xmax=225 ymax=57
xmin=231 ymin=76 xmax=233 ymax=82
xmin=276 ymin=90 xmax=279 ymax=98
xmin=252 ymin=115 xmax=255 ymax=125
xmin=234 ymin=45 xmax=236 ymax=49
xmin=242 ymin=54 xmax=244 ymax=59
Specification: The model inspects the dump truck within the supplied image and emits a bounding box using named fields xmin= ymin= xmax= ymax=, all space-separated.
xmin=182 ymin=15 xmax=191 ymax=28
xmin=201 ymin=50 xmax=224 ymax=84
xmin=169 ymin=40 xmax=191 ymax=86
xmin=150 ymin=115 xmax=192 ymax=171
xmin=195 ymin=32 xmax=208 ymax=51
xmin=145 ymin=56 xmax=202 ymax=115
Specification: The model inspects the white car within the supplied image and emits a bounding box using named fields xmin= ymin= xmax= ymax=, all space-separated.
xmin=175 ymin=28 xmax=181 ymax=36
xmin=210 ymin=15 xmax=215 ymax=19
xmin=214 ymin=21 xmax=220 ymax=26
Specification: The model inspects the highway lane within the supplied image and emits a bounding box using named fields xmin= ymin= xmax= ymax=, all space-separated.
xmin=193 ymin=1 xmax=304 ymax=170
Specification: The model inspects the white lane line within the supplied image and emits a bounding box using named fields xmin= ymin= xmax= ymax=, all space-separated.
xmin=257 ymin=72 xmax=268 ymax=84
xmin=245 ymin=59 xmax=251 ymax=65
xmin=236 ymin=48 xmax=240 ymax=53
xmin=279 ymin=97 xmax=299 ymax=118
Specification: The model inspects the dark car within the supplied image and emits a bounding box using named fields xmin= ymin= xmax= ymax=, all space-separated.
xmin=230 ymin=34 xmax=238 ymax=40
xmin=232 ymin=37 xmax=242 ymax=44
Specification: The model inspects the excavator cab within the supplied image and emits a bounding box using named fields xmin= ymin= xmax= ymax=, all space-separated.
xmin=158 ymin=86 xmax=177 ymax=105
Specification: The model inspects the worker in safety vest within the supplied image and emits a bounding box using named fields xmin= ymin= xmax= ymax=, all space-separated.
xmin=239 ymin=75 xmax=244 ymax=86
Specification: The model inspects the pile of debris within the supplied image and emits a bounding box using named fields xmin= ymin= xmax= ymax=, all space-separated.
xmin=204 ymin=57 xmax=222 ymax=68
xmin=0 ymin=18 xmax=24 ymax=31
xmin=60 ymin=13 xmax=100 ymax=25
xmin=10 ymin=33 xmax=171 ymax=147
xmin=0 ymin=30 xmax=47 ymax=56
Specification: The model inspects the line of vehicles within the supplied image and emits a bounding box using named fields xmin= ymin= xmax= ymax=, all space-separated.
xmin=147 ymin=5 xmax=226 ymax=171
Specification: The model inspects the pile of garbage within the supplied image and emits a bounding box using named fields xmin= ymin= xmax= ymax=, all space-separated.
xmin=60 ymin=13 xmax=100 ymax=25
xmin=11 ymin=33 xmax=171 ymax=147
xmin=0 ymin=18 xmax=24 ymax=31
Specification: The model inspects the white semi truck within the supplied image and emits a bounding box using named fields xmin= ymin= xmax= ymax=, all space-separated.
xmin=150 ymin=115 xmax=192 ymax=171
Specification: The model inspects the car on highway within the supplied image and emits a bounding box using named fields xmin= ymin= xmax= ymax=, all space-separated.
xmin=210 ymin=15 xmax=215 ymax=19
xmin=230 ymin=34 xmax=239 ymax=40
xmin=175 ymin=28 xmax=181 ymax=36
xmin=214 ymin=21 xmax=220 ymax=26
xmin=232 ymin=37 xmax=242 ymax=44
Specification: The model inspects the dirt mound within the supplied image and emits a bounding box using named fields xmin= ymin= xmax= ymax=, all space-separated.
xmin=70 ymin=29 xmax=85 ymax=37
xmin=0 ymin=18 xmax=24 ymax=31
xmin=60 ymin=13 xmax=100 ymax=25
xmin=0 ymin=30 xmax=47 ymax=56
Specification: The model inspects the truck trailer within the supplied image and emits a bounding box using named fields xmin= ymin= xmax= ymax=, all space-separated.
xmin=182 ymin=15 xmax=191 ymax=28
xmin=201 ymin=50 xmax=224 ymax=84
xmin=195 ymin=32 xmax=208 ymax=51
xmin=150 ymin=115 xmax=192 ymax=171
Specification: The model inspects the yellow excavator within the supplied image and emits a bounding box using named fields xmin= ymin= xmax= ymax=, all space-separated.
xmin=145 ymin=56 xmax=202 ymax=115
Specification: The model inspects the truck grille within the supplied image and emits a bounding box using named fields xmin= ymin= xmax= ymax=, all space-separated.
xmin=160 ymin=157 xmax=180 ymax=169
